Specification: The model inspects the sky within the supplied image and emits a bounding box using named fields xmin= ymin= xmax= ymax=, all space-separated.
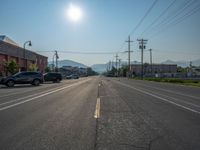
xmin=0 ymin=0 xmax=200 ymax=66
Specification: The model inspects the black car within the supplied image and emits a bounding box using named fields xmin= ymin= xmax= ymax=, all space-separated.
xmin=43 ymin=72 xmax=62 ymax=82
xmin=0 ymin=71 xmax=43 ymax=87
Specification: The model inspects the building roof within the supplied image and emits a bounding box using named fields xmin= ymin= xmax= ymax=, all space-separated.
xmin=0 ymin=35 xmax=19 ymax=46
xmin=0 ymin=40 xmax=47 ymax=60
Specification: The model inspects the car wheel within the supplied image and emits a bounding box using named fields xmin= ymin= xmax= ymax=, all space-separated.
xmin=33 ymin=79 xmax=40 ymax=86
xmin=6 ymin=80 xmax=15 ymax=87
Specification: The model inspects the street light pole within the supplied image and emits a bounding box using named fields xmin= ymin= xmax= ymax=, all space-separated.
xmin=23 ymin=40 xmax=32 ymax=71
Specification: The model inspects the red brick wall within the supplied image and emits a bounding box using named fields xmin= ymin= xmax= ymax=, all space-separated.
xmin=0 ymin=54 xmax=7 ymax=76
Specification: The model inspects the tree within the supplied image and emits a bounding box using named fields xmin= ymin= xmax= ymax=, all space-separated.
xmin=121 ymin=65 xmax=128 ymax=77
xmin=87 ymin=67 xmax=98 ymax=76
xmin=4 ymin=60 xmax=19 ymax=75
xmin=28 ymin=63 xmax=38 ymax=71
xmin=45 ymin=66 xmax=51 ymax=73
xmin=177 ymin=66 xmax=187 ymax=73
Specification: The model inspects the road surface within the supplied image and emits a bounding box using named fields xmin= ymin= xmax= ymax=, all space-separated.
xmin=0 ymin=76 xmax=200 ymax=150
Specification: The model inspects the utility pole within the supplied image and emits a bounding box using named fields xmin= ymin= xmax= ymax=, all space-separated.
xmin=118 ymin=59 xmax=121 ymax=69
xmin=115 ymin=54 xmax=119 ymax=75
xmin=118 ymin=58 xmax=121 ymax=77
xmin=137 ymin=39 xmax=148 ymax=79
xmin=111 ymin=60 xmax=114 ymax=69
xmin=55 ymin=50 xmax=59 ymax=72
xmin=149 ymin=49 xmax=153 ymax=76
xmin=52 ymin=54 xmax=55 ymax=71
xmin=125 ymin=36 xmax=133 ymax=77
xmin=108 ymin=60 xmax=111 ymax=71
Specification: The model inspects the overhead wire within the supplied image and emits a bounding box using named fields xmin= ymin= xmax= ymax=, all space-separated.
xmin=130 ymin=0 xmax=159 ymax=36
xmin=145 ymin=0 xmax=198 ymax=38
xmin=36 ymin=50 xmax=125 ymax=55
xmin=148 ymin=2 xmax=200 ymax=39
xmin=140 ymin=0 xmax=177 ymax=37
xmin=114 ymin=0 xmax=158 ymax=63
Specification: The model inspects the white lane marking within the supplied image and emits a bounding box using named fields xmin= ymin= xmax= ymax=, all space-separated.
xmin=0 ymin=80 xmax=79 ymax=99
xmin=113 ymin=80 xmax=200 ymax=115
xmin=0 ymin=79 xmax=91 ymax=111
xmin=0 ymin=82 xmax=80 ymax=106
xmin=133 ymin=85 xmax=200 ymax=109
xmin=133 ymin=82 xmax=200 ymax=100
xmin=94 ymin=98 xmax=100 ymax=118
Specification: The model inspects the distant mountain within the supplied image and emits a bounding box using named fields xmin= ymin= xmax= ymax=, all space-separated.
xmin=193 ymin=59 xmax=200 ymax=66
xmin=49 ymin=59 xmax=88 ymax=68
xmin=161 ymin=59 xmax=200 ymax=67
xmin=91 ymin=59 xmax=200 ymax=73
xmin=91 ymin=64 xmax=107 ymax=73
xmin=91 ymin=61 xmax=141 ymax=73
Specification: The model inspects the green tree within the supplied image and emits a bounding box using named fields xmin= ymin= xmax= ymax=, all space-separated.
xmin=4 ymin=60 xmax=19 ymax=75
xmin=28 ymin=63 xmax=38 ymax=71
xmin=121 ymin=66 xmax=128 ymax=77
xmin=45 ymin=66 xmax=51 ymax=73
xmin=177 ymin=66 xmax=187 ymax=73
xmin=87 ymin=67 xmax=98 ymax=76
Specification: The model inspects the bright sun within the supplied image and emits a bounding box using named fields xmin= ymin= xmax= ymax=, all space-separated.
xmin=67 ymin=4 xmax=83 ymax=22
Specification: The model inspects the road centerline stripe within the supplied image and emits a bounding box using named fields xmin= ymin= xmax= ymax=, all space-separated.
xmin=94 ymin=98 xmax=100 ymax=118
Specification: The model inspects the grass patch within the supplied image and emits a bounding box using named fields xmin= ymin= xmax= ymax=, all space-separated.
xmin=133 ymin=77 xmax=200 ymax=87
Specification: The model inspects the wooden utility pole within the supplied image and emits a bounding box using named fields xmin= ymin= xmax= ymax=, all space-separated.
xmin=149 ymin=49 xmax=153 ymax=75
xmin=125 ymin=36 xmax=133 ymax=77
xmin=137 ymin=39 xmax=148 ymax=79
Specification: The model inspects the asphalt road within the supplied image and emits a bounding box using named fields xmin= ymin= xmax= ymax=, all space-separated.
xmin=0 ymin=76 xmax=200 ymax=150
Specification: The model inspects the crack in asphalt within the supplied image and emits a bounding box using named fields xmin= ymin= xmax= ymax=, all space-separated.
xmin=96 ymin=142 xmax=148 ymax=149
xmin=148 ymin=136 xmax=163 ymax=150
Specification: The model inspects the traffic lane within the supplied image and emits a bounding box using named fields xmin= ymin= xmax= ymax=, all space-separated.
xmin=0 ymin=77 xmax=90 ymax=104
xmin=0 ymin=77 xmax=88 ymax=97
xmin=105 ymin=78 xmax=200 ymax=150
xmin=0 ymin=77 xmax=98 ymax=150
xmin=97 ymin=81 xmax=156 ymax=150
xmin=0 ymin=78 xmax=93 ymax=111
xmin=111 ymin=78 xmax=200 ymax=111
xmin=115 ymin=77 xmax=200 ymax=99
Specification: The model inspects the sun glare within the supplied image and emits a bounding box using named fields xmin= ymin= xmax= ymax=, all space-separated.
xmin=67 ymin=4 xmax=83 ymax=22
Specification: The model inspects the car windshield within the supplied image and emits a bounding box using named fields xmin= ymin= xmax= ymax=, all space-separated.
xmin=1 ymin=1 xmax=200 ymax=150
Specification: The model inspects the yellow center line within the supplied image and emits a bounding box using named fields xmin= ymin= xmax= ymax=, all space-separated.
xmin=94 ymin=97 xmax=100 ymax=118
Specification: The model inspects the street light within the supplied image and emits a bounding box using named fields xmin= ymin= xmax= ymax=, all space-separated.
xmin=23 ymin=40 xmax=32 ymax=71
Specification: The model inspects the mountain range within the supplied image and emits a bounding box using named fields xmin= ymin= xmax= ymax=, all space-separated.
xmin=49 ymin=59 xmax=200 ymax=73
xmin=48 ymin=60 xmax=88 ymax=68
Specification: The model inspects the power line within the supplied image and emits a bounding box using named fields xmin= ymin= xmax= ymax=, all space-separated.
xmin=130 ymin=0 xmax=158 ymax=36
xmin=36 ymin=50 xmax=125 ymax=55
xmin=140 ymin=0 xmax=177 ymax=37
xmin=149 ymin=0 xmax=195 ymax=32
xmin=152 ymin=49 xmax=200 ymax=55
xmin=115 ymin=0 xmax=158 ymax=58
xmin=146 ymin=0 xmax=199 ymax=38
xmin=149 ymin=3 xmax=200 ymax=39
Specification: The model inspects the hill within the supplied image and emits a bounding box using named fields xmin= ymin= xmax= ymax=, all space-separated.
xmin=48 ymin=60 xmax=88 ymax=68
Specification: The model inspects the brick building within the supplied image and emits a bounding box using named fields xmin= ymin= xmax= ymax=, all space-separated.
xmin=0 ymin=35 xmax=48 ymax=76
xmin=130 ymin=64 xmax=177 ymax=77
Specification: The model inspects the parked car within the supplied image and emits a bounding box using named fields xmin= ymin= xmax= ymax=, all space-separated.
xmin=66 ymin=74 xmax=79 ymax=79
xmin=43 ymin=72 xmax=62 ymax=82
xmin=0 ymin=71 xmax=43 ymax=87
